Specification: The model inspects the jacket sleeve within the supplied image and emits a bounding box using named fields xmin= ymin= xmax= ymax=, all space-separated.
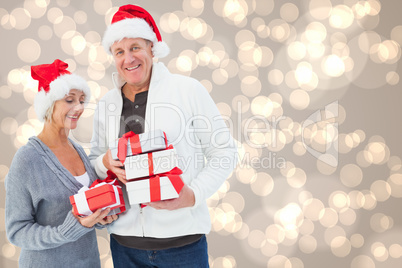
xmin=5 ymin=160 xmax=94 ymax=250
xmin=88 ymin=98 xmax=109 ymax=179
xmin=186 ymin=81 xmax=238 ymax=208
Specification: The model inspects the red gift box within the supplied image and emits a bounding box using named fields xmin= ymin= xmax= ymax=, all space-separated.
xmin=70 ymin=172 xmax=126 ymax=216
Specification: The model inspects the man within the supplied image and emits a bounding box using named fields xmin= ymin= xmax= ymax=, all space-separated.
xmin=89 ymin=5 xmax=237 ymax=267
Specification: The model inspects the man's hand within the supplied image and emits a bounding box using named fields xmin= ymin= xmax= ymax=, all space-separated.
xmin=103 ymin=149 xmax=127 ymax=184
xmin=143 ymin=184 xmax=195 ymax=210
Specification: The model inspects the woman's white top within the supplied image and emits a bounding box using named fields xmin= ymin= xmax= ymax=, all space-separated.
xmin=74 ymin=172 xmax=90 ymax=187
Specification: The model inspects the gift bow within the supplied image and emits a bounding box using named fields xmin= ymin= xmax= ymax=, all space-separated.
xmin=118 ymin=131 xmax=141 ymax=164
xmin=117 ymin=131 xmax=169 ymax=164
xmin=141 ymin=167 xmax=184 ymax=207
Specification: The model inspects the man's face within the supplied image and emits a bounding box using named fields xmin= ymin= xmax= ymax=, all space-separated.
xmin=111 ymin=37 xmax=154 ymax=91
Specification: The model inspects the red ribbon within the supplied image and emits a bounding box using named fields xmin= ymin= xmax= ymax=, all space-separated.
xmin=148 ymin=153 xmax=154 ymax=176
xmin=117 ymin=131 xmax=142 ymax=163
xmin=90 ymin=170 xmax=120 ymax=187
xmin=147 ymin=167 xmax=184 ymax=203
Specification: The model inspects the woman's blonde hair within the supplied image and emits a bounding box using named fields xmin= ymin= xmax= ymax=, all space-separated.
xmin=43 ymin=102 xmax=55 ymax=123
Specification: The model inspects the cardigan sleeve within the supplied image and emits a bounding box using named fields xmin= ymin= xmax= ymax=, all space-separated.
xmin=186 ymin=80 xmax=238 ymax=208
xmin=5 ymin=152 xmax=94 ymax=250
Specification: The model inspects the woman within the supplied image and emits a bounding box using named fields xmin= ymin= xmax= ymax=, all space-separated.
xmin=5 ymin=59 xmax=117 ymax=267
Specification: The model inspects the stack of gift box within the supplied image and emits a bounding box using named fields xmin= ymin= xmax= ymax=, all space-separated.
xmin=69 ymin=129 xmax=183 ymax=216
xmin=112 ymin=130 xmax=184 ymax=205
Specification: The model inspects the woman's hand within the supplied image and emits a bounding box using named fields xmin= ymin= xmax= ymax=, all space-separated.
xmin=103 ymin=150 xmax=127 ymax=184
xmin=73 ymin=208 xmax=118 ymax=228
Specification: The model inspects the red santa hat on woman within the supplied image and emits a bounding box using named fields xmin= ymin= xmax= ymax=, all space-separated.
xmin=32 ymin=59 xmax=91 ymax=122
xmin=102 ymin=4 xmax=170 ymax=58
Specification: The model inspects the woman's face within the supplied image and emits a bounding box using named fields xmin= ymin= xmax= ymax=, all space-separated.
xmin=51 ymin=89 xmax=86 ymax=130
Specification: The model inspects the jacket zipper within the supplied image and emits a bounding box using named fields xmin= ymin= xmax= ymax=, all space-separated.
xmin=139 ymin=205 xmax=145 ymax=236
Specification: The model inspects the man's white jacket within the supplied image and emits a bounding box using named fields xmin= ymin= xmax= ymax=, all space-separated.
xmin=89 ymin=62 xmax=238 ymax=238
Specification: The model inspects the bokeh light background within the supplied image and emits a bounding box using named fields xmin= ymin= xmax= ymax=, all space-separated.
xmin=1 ymin=0 xmax=401 ymax=267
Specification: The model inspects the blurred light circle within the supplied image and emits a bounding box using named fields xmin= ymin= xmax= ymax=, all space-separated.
xmin=305 ymin=22 xmax=327 ymax=43
xmin=251 ymin=17 xmax=265 ymax=32
xmin=2 ymin=243 xmax=16 ymax=259
xmin=0 ymin=85 xmax=12 ymax=99
xmin=331 ymin=236 xmax=351 ymax=257
xmin=241 ymin=76 xmax=261 ymax=97
xmin=74 ymin=10 xmax=87 ymax=24
xmin=303 ymin=198 xmax=324 ymax=221
xmin=94 ymin=0 xmax=112 ymax=15
xmin=182 ymin=0 xmax=204 ymax=17
xmin=329 ymin=5 xmax=354 ymax=29
xmin=61 ymin=31 xmax=84 ymax=56
xmin=289 ymin=89 xmax=310 ymax=110
xmin=235 ymin=29 xmax=255 ymax=48
xmin=259 ymin=46 xmax=273 ymax=67
xmin=17 ymin=39 xmax=41 ymax=63
xmin=53 ymin=16 xmax=76 ymax=38
xmin=287 ymin=167 xmax=306 ymax=188
xmin=309 ymin=0 xmax=332 ymax=20
xmin=216 ymin=102 xmax=231 ymax=117
xmin=390 ymin=25 xmax=402 ymax=46
xmin=267 ymin=255 xmax=289 ymax=268
xmin=160 ymin=12 xmax=181 ymax=33
xmin=350 ymin=233 xmax=364 ymax=248
xmin=370 ymin=180 xmax=391 ymax=202
xmin=322 ymin=55 xmax=345 ymax=77
xmin=268 ymin=69 xmax=284 ymax=86
xmin=10 ymin=8 xmax=31 ymax=30
xmin=269 ymin=19 xmax=291 ymax=43
xmin=340 ymin=164 xmax=363 ymax=187
xmin=87 ymin=63 xmax=105 ymax=80
xmin=386 ymin=71 xmax=399 ymax=85
xmin=339 ymin=208 xmax=356 ymax=226
xmin=47 ymin=7 xmax=63 ymax=24
xmin=231 ymin=95 xmax=249 ymax=113
xmin=288 ymin=41 xmax=306 ymax=61
xmin=212 ymin=68 xmax=229 ymax=85
xmin=254 ymin=0 xmax=274 ymax=16
xmin=85 ymin=31 xmax=102 ymax=45
xmin=1 ymin=117 xmax=18 ymax=135
xmin=7 ymin=69 xmax=22 ymax=85
xmin=351 ymin=255 xmax=375 ymax=268
xmin=24 ymin=0 xmax=47 ymax=19
xmin=251 ymin=172 xmax=274 ymax=196
xmin=57 ymin=0 xmax=70 ymax=7
xmin=38 ymin=25 xmax=53 ymax=40
xmin=280 ymin=3 xmax=299 ymax=22
xmin=358 ymin=31 xmax=381 ymax=54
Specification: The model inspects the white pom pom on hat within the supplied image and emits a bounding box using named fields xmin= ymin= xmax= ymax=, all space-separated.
xmin=102 ymin=4 xmax=170 ymax=58
xmin=31 ymin=59 xmax=91 ymax=122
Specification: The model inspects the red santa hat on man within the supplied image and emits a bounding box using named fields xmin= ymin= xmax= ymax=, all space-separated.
xmin=32 ymin=59 xmax=91 ymax=122
xmin=102 ymin=4 xmax=170 ymax=58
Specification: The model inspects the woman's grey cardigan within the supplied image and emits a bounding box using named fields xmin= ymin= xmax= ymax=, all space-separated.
xmin=5 ymin=136 xmax=101 ymax=267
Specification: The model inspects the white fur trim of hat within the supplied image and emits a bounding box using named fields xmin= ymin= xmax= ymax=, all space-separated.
xmin=102 ymin=18 xmax=170 ymax=58
xmin=34 ymin=73 xmax=91 ymax=122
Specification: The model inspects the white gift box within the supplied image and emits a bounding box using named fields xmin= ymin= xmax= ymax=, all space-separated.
xmin=126 ymin=176 xmax=183 ymax=205
xmin=111 ymin=129 xmax=169 ymax=160
xmin=124 ymin=147 xmax=178 ymax=180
